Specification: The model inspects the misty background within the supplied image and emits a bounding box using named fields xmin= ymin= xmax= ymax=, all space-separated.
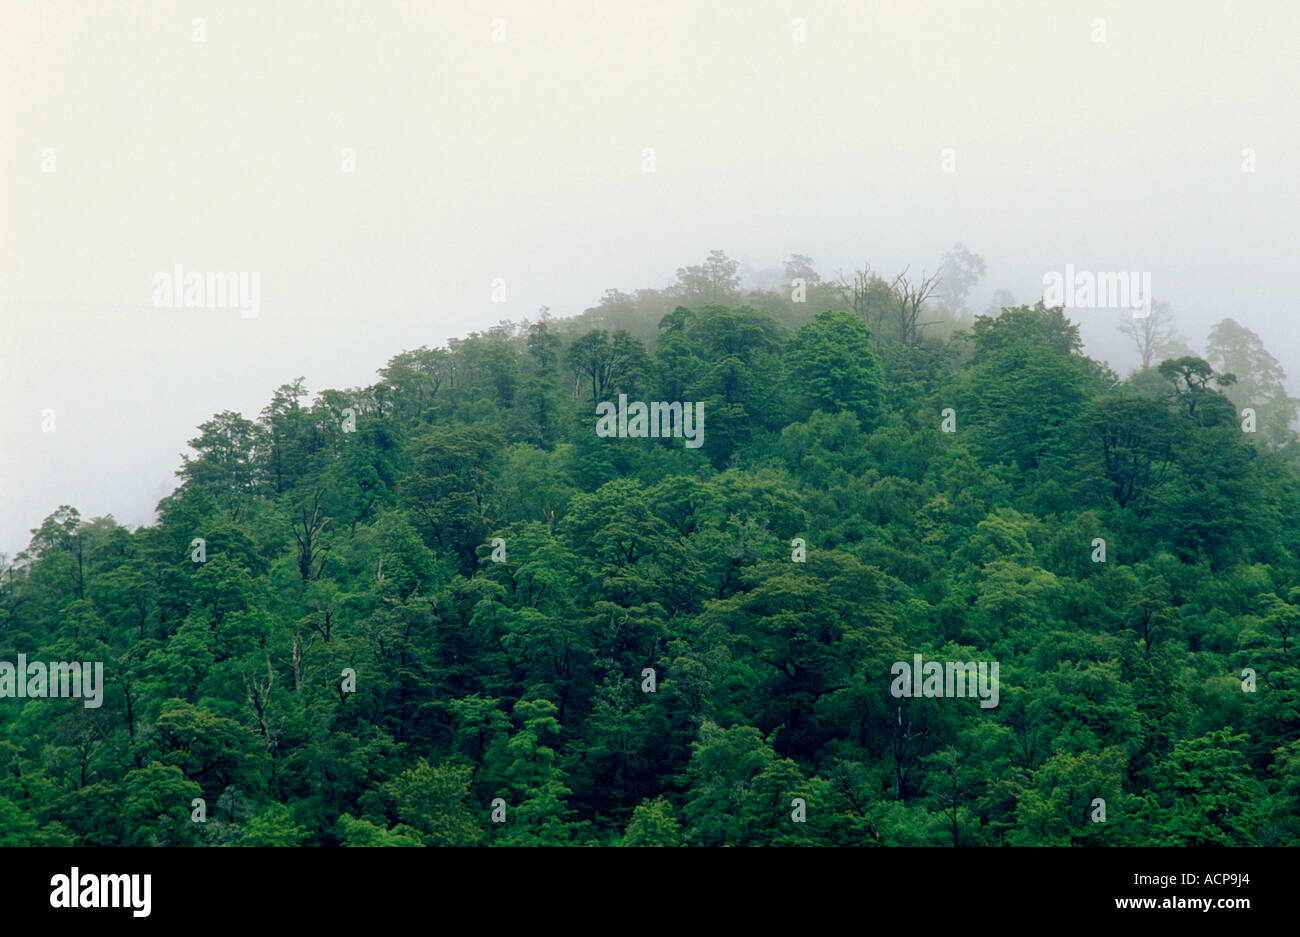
xmin=2 ymin=0 xmax=1298 ymax=557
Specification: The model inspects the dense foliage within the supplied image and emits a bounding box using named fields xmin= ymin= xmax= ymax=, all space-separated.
xmin=4 ymin=253 xmax=1299 ymax=846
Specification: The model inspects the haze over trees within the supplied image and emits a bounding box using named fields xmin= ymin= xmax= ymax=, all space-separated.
xmin=2 ymin=250 xmax=1298 ymax=846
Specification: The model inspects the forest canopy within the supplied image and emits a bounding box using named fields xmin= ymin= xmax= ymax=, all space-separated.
xmin=3 ymin=250 xmax=1299 ymax=847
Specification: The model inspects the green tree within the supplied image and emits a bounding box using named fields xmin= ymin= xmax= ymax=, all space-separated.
xmin=380 ymin=760 xmax=481 ymax=846
xmin=621 ymin=796 xmax=683 ymax=846
xmin=784 ymin=310 xmax=885 ymax=425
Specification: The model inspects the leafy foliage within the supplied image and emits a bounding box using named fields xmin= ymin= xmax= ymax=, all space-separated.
xmin=3 ymin=254 xmax=1297 ymax=846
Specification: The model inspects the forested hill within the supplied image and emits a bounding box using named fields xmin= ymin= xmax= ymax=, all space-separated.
xmin=4 ymin=253 xmax=1300 ymax=846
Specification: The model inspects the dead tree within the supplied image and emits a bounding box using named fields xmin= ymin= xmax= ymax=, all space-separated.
xmin=891 ymin=267 xmax=941 ymax=348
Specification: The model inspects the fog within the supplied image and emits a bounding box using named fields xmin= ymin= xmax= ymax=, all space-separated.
xmin=3 ymin=0 xmax=1297 ymax=556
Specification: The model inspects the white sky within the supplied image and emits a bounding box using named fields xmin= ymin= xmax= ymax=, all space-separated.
xmin=3 ymin=0 xmax=1298 ymax=556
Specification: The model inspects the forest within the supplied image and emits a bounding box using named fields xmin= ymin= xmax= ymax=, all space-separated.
xmin=3 ymin=248 xmax=1299 ymax=846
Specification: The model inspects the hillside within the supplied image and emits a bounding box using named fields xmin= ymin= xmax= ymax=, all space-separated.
xmin=3 ymin=257 xmax=1299 ymax=847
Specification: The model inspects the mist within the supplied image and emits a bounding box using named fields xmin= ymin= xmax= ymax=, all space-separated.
xmin=3 ymin=0 xmax=1298 ymax=555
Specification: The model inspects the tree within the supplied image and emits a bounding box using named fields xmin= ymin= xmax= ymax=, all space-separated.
xmin=621 ymin=796 xmax=683 ymax=846
xmin=565 ymin=330 xmax=650 ymax=402
xmin=336 ymin=815 xmax=423 ymax=846
xmin=782 ymin=254 xmax=822 ymax=286
xmin=1142 ymin=729 xmax=1265 ymax=845
xmin=1206 ymin=318 xmax=1299 ymax=450
xmin=961 ymin=303 xmax=1106 ymax=476
xmin=934 ymin=242 xmax=987 ymax=315
xmin=1008 ymin=748 xmax=1128 ymax=846
xmin=682 ymin=722 xmax=776 ymax=845
xmin=1075 ymin=392 xmax=1176 ymax=512
xmin=833 ymin=263 xmax=896 ymax=338
xmin=526 ymin=322 xmax=562 ymax=373
xmin=1157 ymin=356 xmax=1237 ymax=423
xmin=1117 ymin=300 xmax=1188 ymax=372
xmin=179 ymin=411 xmax=258 ymax=517
xmin=784 ymin=310 xmax=885 ymax=425
xmin=674 ymin=250 xmax=740 ymax=303
xmin=377 ymin=347 xmax=450 ymax=423
xmin=495 ymin=698 xmax=585 ymax=845
xmin=398 ymin=426 xmax=499 ymax=572
xmin=290 ymin=487 xmax=332 ymax=581
xmin=119 ymin=764 xmax=203 ymax=846
xmin=239 ymin=803 xmax=310 ymax=846
xmin=890 ymin=267 xmax=941 ymax=348
xmin=254 ymin=379 xmax=316 ymax=495
xmin=380 ymin=760 xmax=481 ymax=846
